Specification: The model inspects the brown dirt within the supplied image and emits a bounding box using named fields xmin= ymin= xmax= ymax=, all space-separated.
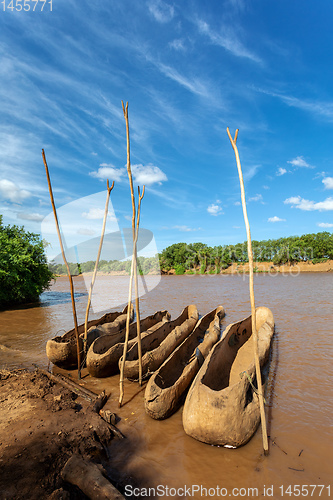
xmin=0 ymin=369 xmax=131 ymax=500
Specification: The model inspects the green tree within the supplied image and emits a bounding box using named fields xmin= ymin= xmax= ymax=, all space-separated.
xmin=0 ymin=215 xmax=53 ymax=308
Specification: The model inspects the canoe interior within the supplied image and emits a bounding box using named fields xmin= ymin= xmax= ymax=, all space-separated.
xmin=91 ymin=311 xmax=170 ymax=356
xmin=154 ymin=309 xmax=220 ymax=390
xmin=125 ymin=305 xmax=197 ymax=362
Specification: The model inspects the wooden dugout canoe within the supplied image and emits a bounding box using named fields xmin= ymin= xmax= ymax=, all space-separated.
xmin=86 ymin=310 xmax=170 ymax=378
xmin=145 ymin=306 xmax=225 ymax=420
xmin=46 ymin=304 xmax=133 ymax=369
xmin=120 ymin=304 xmax=199 ymax=381
xmin=182 ymin=307 xmax=274 ymax=448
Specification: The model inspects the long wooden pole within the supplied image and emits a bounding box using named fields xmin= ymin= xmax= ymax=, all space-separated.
xmin=83 ymin=179 xmax=114 ymax=361
xmin=119 ymin=101 xmax=144 ymax=405
xmin=42 ymin=149 xmax=82 ymax=379
xmin=226 ymin=128 xmax=269 ymax=455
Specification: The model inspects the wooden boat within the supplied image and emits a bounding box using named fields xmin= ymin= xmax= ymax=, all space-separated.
xmin=145 ymin=306 xmax=225 ymax=420
xmin=86 ymin=310 xmax=170 ymax=378
xmin=46 ymin=304 xmax=133 ymax=369
xmin=120 ymin=305 xmax=199 ymax=381
xmin=182 ymin=307 xmax=274 ymax=448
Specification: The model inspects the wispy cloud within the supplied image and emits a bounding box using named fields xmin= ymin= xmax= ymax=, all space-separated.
xmin=243 ymin=165 xmax=260 ymax=182
xmin=287 ymin=156 xmax=314 ymax=169
xmin=82 ymin=208 xmax=116 ymax=220
xmin=284 ymin=195 xmax=333 ymax=211
xmin=323 ymin=177 xmax=333 ymax=190
xmin=254 ymin=87 xmax=333 ymax=122
xmin=156 ymin=62 xmax=210 ymax=98
xmin=276 ymin=167 xmax=287 ymax=176
xmin=148 ymin=0 xmax=175 ymax=23
xmin=207 ymin=201 xmax=223 ymax=216
xmin=317 ymin=222 xmax=333 ymax=228
xmin=177 ymin=225 xmax=201 ymax=232
xmin=268 ymin=216 xmax=286 ymax=222
xmin=169 ymin=39 xmax=186 ymax=52
xmin=196 ymin=19 xmax=262 ymax=64
xmin=17 ymin=212 xmax=44 ymax=222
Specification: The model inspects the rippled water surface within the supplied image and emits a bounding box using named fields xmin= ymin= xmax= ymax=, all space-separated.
xmin=0 ymin=274 xmax=332 ymax=498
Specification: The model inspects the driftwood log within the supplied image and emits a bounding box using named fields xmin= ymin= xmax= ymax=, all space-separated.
xmin=61 ymin=454 xmax=125 ymax=500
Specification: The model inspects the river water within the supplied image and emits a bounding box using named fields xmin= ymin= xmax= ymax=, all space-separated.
xmin=0 ymin=273 xmax=332 ymax=499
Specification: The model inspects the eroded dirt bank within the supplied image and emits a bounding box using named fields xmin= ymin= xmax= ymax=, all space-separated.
xmin=0 ymin=369 xmax=134 ymax=500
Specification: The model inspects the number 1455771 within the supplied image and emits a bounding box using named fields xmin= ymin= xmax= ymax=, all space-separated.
xmin=1 ymin=0 xmax=52 ymax=11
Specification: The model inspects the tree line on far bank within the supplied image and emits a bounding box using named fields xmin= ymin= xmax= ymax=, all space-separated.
xmin=49 ymin=230 xmax=333 ymax=276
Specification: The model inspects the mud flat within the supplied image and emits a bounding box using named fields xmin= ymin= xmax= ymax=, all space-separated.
xmin=0 ymin=368 xmax=132 ymax=500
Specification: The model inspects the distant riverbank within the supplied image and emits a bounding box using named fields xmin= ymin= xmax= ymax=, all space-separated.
xmin=53 ymin=259 xmax=333 ymax=277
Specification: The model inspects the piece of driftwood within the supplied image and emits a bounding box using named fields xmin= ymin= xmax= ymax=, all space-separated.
xmin=61 ymin=454 xmax=125 ymax=500
xmin=34 ymin=366 xmax=98 ymax=402
xmin=91 ymin=391 xmax=108 ymax=413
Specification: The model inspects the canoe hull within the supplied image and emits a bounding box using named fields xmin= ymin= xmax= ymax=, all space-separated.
xmin=46 ymin=305 xmax=133 ymax=369
xmin=145 ymin=306 xmax=225 ymax=420
xmin=182 ymin=307 xmax=274 ymax=448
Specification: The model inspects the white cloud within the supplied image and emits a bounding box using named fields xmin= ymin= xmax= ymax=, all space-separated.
xmin=234 ymin=201 xmax=241 ymax=206
xmin=263 ymin=185 xmax=270 ymax=190
xmin=249 ymin=193 xmax=263 ymax=202
xmin=317 ymin=222 xmax=333 ymax=228
xmin=17 ymin=212 xmax=44 ymax=222
xmin=323 ymin=177 xmax=333 ymax=190
xmin=276 ymin=167 xmax=287 ymax=176
xmin=89 ymin=165 xmax=126 ymax=183
xmin=287 ymin=156 xmax=313 ymax=168
xmin=268 ymin=216 xmax=286 ymax=223
xmin=207 ymin=202 xmax=223 ymax=216
xmin=148 ymin=0 xmax=174 ymax=23
xmin=0 ymin=179 xmax=31 ymax=203
xmin=284 ymin=196 xmax=333 ymax=211
xmin=132 ymin=164 xmax=168 ymax=186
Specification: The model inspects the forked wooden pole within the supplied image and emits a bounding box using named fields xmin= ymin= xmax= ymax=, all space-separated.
xmin=83 ymin=179 xmax=114 ymax=361
xmin=42 ymin=149 xmax=82 ymax=379
xmin=226 ymin=128 xmax=269 ymax=456
xmin=119 ymin=101 xmax=144 ymax=405
xmin=133 ymin=185 xmax=145 ymax=385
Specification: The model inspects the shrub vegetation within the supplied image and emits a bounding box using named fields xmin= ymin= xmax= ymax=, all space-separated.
xmin=0 ymin=215 xmax=53 ymax=308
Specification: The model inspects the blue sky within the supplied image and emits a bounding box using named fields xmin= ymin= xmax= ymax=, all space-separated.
xmin=1 ymin=0 xmax=333 ymax=259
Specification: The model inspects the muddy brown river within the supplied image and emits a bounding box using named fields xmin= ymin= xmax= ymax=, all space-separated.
xmin=0 ymin=273 xmax=332 ymax=499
